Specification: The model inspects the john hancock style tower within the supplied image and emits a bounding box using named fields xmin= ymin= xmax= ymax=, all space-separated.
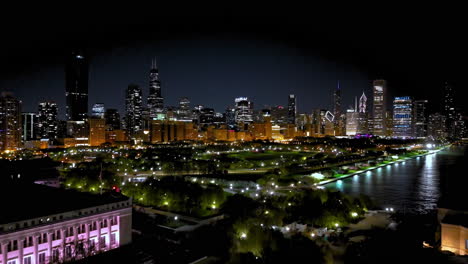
xmin=147 ymin=58 xmax=164 ymax=119
xmin=65 ymin=49 xmax=88 ymax=121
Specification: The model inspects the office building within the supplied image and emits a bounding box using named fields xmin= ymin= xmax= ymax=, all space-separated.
xmin=0 ymin=92 xmax=22 ymax=151
xmin=104 ymin=109 xmax=120 ymax=131
xmin=371 ymin=80 xmax=387 ymax=136
xmin=177 ymin=97 xmax=192 ymax=122
xmin=91 ymin=103 xmax=105 ymax=119
xmin=288 ymin=94 xmax=296 ymax=124
xmin=65 ymin=50 xmax=88 ymax=121
xmin=0 ymin=184 xmax=132 ymax=264
xmin=22 ymin=113 xmax=38 ymax=142
xmin=428 ymin=113 xmax=446 ymax=139
xmin=234 ymin=97 xmax=253 ymax=124
xmin=413 ymin=100 xmax=428 ymax=138
xmin=270 ymin=106 xmax=288 ymax=125
xmin=89 ymin=118 xmax=106 ymax=147
xmin=147 ymin=59 xmax=164 ymax=118
xmin=393 ymin=97 xmax=413 ymax=138
xmin=125 ymin=84 xmax=143 ymax=138
xmin=38 ymin=102 xmax=58 ymax=140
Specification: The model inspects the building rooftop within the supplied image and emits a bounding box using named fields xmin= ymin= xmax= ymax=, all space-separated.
xmin=0 ymin=183 xmax=129 ymax=225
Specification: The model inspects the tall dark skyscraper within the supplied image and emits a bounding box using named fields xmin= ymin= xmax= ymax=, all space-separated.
xmin=0 ymin=92 xmax=22 ymax=150
xmin=371 ymin=79 xmax=387 ymax=136
xmin=38 ymin=101 xmax=58 ymax=139
xmin=443 ymin=82 xmax=456 ymax=137
xmin=413 ymin=99 xmax=428 ymax=138
xmin=105 ymin=109 xmax=121 ymax=130
xmin=147 ymin=59 xmax=164 ymax=118
xmin=288 ymin=94 xmax=296 ymax=124
xmin=333 ymin=83 xmax=345 ymax=135
xmin=125 ymin=84 xmax=143 ymax=137
xmin=65 ymin=50 xmax=88 ymax=121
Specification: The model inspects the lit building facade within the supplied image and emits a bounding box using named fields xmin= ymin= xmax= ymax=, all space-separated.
xmin=147 ymin=59 xmax=164 ymax=118
xmin=177 ymin=97 xmax=192 ymax=122
xmin=371 ymin=80 xmax=387 ymax=136
xmin=38 ymin=102 xmax=58 ymax=140
xmin=89 ymin=118 xmax=106 ymax=147
xmin=0 ymin=92 xmax=22 ymax=151
xmin=65 ymin=50 xmax=88 ymax=122
xmin=393 ymin=96 xmax=413 ymax=138
xmin=0 ymin=185 xmax=132 ymax=264
xmin=125 ymin=84 xmax=143 ymax=138
xmin=346 ymin=109 xmax=358 ymax=136
xmin=22 ymin=113 xmax=38 ymax=142
xmin=91 ymin=103 xmax=105 ymax=119
xmin=428 ymin=113 xmax=446 ymax=140
xmin=234 ymin=97 xmax=253 ymax=124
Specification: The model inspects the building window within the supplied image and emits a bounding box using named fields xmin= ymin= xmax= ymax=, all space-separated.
xmin=110 ymin=233 xmax=116 ymax=245
xmin=91 ymin=222 xmax=97 ymax=231
xmin=89 ymin=239 xmax=96 ymax=252
xmin=65 ymin=245 xmax=72 ymax=258
xmin=38 ymin=252 xmax=46 ymax=264
xmin=52 ymin=248 xmax=60 ymax=262
xmin=23 ymin=256 xmax=32 ymax=264
xmin=100 ymin=236 xmax=106 ymax=249
xmin=7 ymin=259 xmax=17 ymax=264
xmin=69 ymin=226 xmax=74 ymax=236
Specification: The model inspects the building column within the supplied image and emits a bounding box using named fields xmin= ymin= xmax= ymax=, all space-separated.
xmin=32 ymin=235 xmax=38 ymax=264
xmin=60 ymin=229 xmax=66 ymax=261
xmin=107 ymin=218 xmax=112 ymax=248
xmin=96 ymin=220 xmax=102 ymax=251
xmin=1 ymin=241 xmax=8 ymax=264
xmin=18 ymin=237 xmax=24 ymax=264
xmin=47 ymin=232 xmax=53 ymax=262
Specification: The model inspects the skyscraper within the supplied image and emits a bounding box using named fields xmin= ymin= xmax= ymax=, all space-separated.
xmin=443 ymin=82 xmax=456 ymax=137
xmin=393 ymin=96 xmax=413 ymax=138
xmin=234 ymin=97 xmax=253 ymax=124
xmin=38 ymin=101 xmax=58 ymax=140
xmin=0 ymin=92 xmax=22 ymax=150
xmin=89 ymin=118 xmax=106 ymax=146
xmin=91 ymin=103 xmax=105 ymax=119
xmin=371 ymin=80 xmax=387 ymax=136
xmin=288 ymin=94 xmax=296 ymax=124
xmin=428 ymin=113 xmax=446 ymax=139
xmin=104 ymin=109 xmax=121 ymax=130
xmin=65 ymin=49 xmax=88 ymax=121
xmin=177 ymin=97 xmax=192 ymax=122
xmin=413 ymin=100 xmax=428 ymax=138
xmin=21 ymin=113 xmax=38 ymax=141
xmin=125 ymin=84 xmax=143 ymax=137
xmin=147 ymin=59 xmax=164 ymax=118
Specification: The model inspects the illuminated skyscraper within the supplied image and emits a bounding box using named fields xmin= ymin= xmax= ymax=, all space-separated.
xmin=65 ymin=49 xmax=88 ymax=121
xmin=21 ymin=112 xmax=38 ymax=141
xmin=0 ymin=92 xmax=22 ymax=150
xmin=359 ymin=92 xmax=367 ymax=113
xmin=371 ymin=80 xmax=387 ymax=136
xmin=177 ymin=97 xmax=192 ymax=122
xmin=393 ymin=96 xmax=413 ymax=138
xmin=413 ymin=100 xmax=428 ymax=138
xmin=147 ymin=59 xmax=164 ymax=118
xmin=288 ymin=94 xmax=296 ymax=124
xmin=38 ymin=101 xmax=58 ymax=139
xmin=234 ymin=97 xmax=253 ymax=123
xmin=443 ymin=82 xmax=456 ymax=137
xmin=91 ymin=103 xmax=105 ymax=119
xmin=125 ymin=84 xmax=143 ymax=137
xmin=428 ymin=113 xmax=446 ymax=139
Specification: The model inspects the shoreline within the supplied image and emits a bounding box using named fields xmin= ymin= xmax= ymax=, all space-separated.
xmin=318 ymin=146 xmax=449 ymax=186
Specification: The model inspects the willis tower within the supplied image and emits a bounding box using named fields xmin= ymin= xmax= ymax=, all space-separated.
xmin=147 ymin=58 xmax=164 ymax=118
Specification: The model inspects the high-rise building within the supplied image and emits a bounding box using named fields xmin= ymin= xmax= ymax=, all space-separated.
xmin=89 ymin=118 xmax=106 ymax=146
xmin=38 ymin=101 xmax=58 ymax=139
xmin=91 ymin=103 xmax=105 ymax=119
xmin=333 ymin=84 xmax=345 ymax=135
xmin=0 ymin=92 xmax=22 ymax=150
xmin=393 ymin=96 xmax=413 ymax=138
xmin=21 ymin=113 xmax=38 ymax=141
xmin=65 ymin=50 xmax=88 ymax=121
xmin=413 ymin=100 xmax=428 ymax=138
xmin=443 ymin=82 xmax=456 ymax=138
xmin=177 ymin=97 xmax=192 ymax=122
xmin=346 ymin=109 xmax=359 ymax=136
xmin=234 ymin=97 xmax=253 ymax=124
xmin=104 ymin=109 xmax=121 ymax=130
xmin=428 ymin=113 xmax=446 ymax=140
xmin=288 ymin=94 xmax=296 ymax=124
xmin=147 ymin=59 xmax=164 ymax=118
xmin=371 ymin=80 xmax=387 ymax=136
xmin=359 ymin=92 xmax=367 ymax=113
xmin=270 ymin=105 xmax=288 ymax=125
xmin=225 ymin=107 xmax=236 ymax=129
xmin=125 ymin=84 xmax=143 ymax=137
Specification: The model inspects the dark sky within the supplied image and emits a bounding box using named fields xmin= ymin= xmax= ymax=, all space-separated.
xmin=0 ymin=9 xmax=466 ymax=118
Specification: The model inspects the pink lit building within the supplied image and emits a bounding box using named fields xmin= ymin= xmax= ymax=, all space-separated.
xmin=0 ymin=185 xmax=132 ymax=264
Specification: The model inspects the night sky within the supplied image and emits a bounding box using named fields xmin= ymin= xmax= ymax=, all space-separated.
xmin=1 ymin=10 xmax=466 ymax=118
